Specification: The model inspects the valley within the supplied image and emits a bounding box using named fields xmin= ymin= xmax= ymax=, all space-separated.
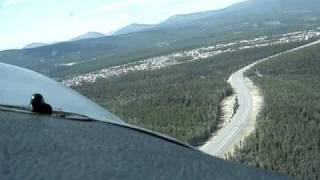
xmin=74 ymin=40 xmax=309 ymax=146
xmin=1 ymin=0 xmax=320 ymax=179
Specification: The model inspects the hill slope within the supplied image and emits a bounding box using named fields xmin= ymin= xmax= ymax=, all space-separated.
xmin=23 ymin=42 xmax=48 ymax=49
xmin=70 ymin=32 xmax=106 ymax=41
xmin=113 ymin=23 xmax=155 ymax=35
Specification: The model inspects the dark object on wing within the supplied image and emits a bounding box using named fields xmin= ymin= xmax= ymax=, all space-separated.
xmin=31 ymin=93 xmax=52 ymax=115
xmin=1 ymin=62 xmax=122 ymax=123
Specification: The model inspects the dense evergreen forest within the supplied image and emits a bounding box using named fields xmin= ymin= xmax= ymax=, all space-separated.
xmin=75 ymin=42 xmax=305 ymax=146
xmin=229 ymin=44 xmax=320 ymax=179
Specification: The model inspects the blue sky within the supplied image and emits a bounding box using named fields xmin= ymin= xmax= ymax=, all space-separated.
xmin=0 ymin=0 xmax=245 ymax=50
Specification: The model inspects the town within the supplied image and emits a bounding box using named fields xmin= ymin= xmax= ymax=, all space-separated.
xmin=62 ymin=29 xmax=320 ymax=87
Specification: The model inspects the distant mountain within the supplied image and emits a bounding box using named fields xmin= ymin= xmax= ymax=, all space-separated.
xmin=70 ymin=32 xmax=106 ymax=41
xmin=23 ymin=42 xmax=47 ymax=49
xmin=114 ymin=24 xmax=155 ymax=35
xmin=1 ymin=0 xmax=320 ymax=78
xmin=161 ymin=0 xmax=320 ymax=26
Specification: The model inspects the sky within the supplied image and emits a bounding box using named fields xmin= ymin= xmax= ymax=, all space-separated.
xmin=0 ymin=0 xmax=245 ymax=50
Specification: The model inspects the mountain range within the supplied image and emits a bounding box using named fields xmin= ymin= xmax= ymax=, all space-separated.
xmin=22 ymin=24 xmax=153 ymax=49
xmin=2 ymin=0 xmax=320 ymax=77
xmin=23 ymin=42 xmax=48 ymax=49
xmin=70 ymin=32 xmax=107 ymax=41
xmin=113 ymin=23 xmax=155 ymax=35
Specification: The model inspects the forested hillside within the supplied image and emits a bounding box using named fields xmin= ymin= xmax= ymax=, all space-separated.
xmin=75 ymin=42 xmax=305 ymax=146
xmin=230 ymin=44 xmax=320 ymax=179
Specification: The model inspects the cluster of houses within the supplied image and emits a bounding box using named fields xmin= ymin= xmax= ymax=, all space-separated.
xmin=62 ymin=30 xmax=320 ymax=87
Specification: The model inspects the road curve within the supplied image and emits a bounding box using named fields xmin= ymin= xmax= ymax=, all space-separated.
xmin=200 ymin=39 xmax=320 ymax=158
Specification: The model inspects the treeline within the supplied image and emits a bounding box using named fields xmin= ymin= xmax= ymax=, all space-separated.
xmin=75 ymin=41 xmax=307 ymax=146
xmin=229 ymin=44 xmax=320 ymax=179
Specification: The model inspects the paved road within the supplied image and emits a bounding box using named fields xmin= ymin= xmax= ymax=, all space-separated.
xmin=200 ymin=39 xmax=320 ymax=158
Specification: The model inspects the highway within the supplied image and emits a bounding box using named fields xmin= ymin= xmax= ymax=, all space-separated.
xmin=200 ymin=39 xmax=320 ymax=158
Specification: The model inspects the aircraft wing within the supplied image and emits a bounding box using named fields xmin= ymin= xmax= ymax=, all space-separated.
xmin=0 ymin=62 xmax=123 ymax=124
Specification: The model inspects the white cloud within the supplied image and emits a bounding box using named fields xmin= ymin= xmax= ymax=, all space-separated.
xmin=98 ymin=0 xmax=169 ymax=12
xmin=76 ymin=0 xmax=165 ymax=19
xmin=99 ymin=0 xmax=144 ymax=12
xmin=3 ymin=0 xmax=30 ymax=7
